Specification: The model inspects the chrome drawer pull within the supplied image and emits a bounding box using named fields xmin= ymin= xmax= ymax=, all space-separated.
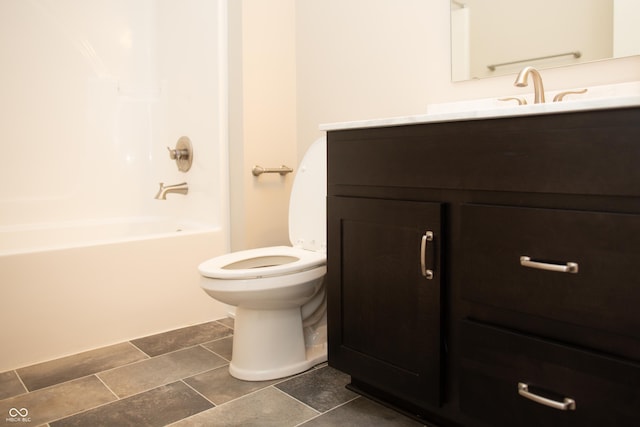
xmin=518 ymin=383 xmax=576 ymax=411
xmin=421 ymin=231 xmax=434 ymax=280
xmin=520 ymin=256 xmax=579 ymax=274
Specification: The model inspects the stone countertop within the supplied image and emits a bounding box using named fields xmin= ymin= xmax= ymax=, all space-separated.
xmin=320 ymin=83 xmax=640 ymax=132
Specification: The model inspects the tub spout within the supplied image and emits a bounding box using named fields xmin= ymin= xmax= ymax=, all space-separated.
xmin=155 ymin=182 xmax=188 ymax=200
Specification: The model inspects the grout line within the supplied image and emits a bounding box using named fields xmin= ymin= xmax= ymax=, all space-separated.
xmin=1 ymin=385 xmax=102 ymax=427
xmin=12 ymin=342 xmax=153 ymax=396
xmin=127 ymin=319 xmax=234 ymax=357
xmin=127 ymin=340 xmax=153 ymax=358
xmin=93 ymin=347 xmax=232 ymax=402
xmin=269 ymin=361 xmax=329 ymax=388
xmin=293 ymin=395 xmax=362 ymax=427
xmin=12 ymin=369 xmax=30 ymax=395
xmin=180 ymin=378 xmax=217 ymax=407
xmin=209 ymin=381 xmax=286 ymax=410
xmin=94 ymin=373 xmax=120 ymax=400
xmin=92 ymin=350 xmax=150 ymax=379
xmin=49 ymin=375 xmax=221 ymax=425
xmin=198 ymin=340 xmax=232 ymax=363
xmin=270 ymin=385 xmax=322 ymax=415
xmin=101 ymin=340 xmax=222 ymax=376
xmin=124 ymin=340 xmax=152 ymax=359
xmin=128 ymin=331 xmax=234 ymax=361
xmin=3 ymin=373 xmax=97 ymax=397
xmin=44 ymin=374 xmax=123 ymax=425
xmin=214 ymin=318 xmax=235 ymax=331
xmin=181 ymin=363 xmax=330 ymax=411
xmin=201 ymin=350 xmax=231 ymax=363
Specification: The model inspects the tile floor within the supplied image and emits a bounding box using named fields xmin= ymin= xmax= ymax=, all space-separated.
xmin=0 ymin=319 xmax=427 ymax=426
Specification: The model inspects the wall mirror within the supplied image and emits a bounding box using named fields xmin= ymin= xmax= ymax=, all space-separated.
xmin=451 ymin=0 xmax=640 ymax=81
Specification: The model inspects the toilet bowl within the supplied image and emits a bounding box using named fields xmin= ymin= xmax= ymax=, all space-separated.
xmin=198 ymin=136 xmax=327 ymax=381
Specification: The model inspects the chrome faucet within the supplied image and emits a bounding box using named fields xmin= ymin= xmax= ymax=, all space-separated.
xmin=514 ymin=66 xmax=546 ymax=104
xmin=154 ymin=182 xmax=188 ymax=200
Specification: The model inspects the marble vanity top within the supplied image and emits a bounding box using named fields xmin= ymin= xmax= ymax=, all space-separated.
xmin=320 ymin=82 xmax=640 ymax=132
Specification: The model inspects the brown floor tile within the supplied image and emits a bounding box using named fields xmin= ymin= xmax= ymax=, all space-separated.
xmin=50 ymin=381 xmax=213 ymax=427
xmin=299 ymin=396 xmax=427 ymax=426
xmin=131 ymin=322 xmax=233 ymax=357
xmin=276 ymin=365 xmax=357 ymax=412
xmin=201 ymin=336 xmax=233 ymax=361
xmin=4 ymin=319 xmax=424 ymax=426
xmin=0 ymin=375 xmax=116 ymax=425
xmin=0 ymin=370 xmax=27 ymax=400
xmin=171 ymin=387 xmax=318 ymax=427
xmin=98 ymin=346 xmax=228 ymax=398
xmin=16 ymin=342 xmax=148 ymax=391
xmin=184 ymin=365 xmax=278 ymax=405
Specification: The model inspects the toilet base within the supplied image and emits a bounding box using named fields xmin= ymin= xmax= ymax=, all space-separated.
xmin=228 ymin=306 xmax=328 ymax=381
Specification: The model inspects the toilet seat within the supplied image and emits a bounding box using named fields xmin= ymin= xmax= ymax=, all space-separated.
xmin=199 ymin=246 xmax=326 ymax=280
xmin=199 ymin=137 xmax=327 ymax=283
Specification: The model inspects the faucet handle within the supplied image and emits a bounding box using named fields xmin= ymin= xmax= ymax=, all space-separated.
xmin=498 ymin=97 xmax=528 ymax=106
xmin=167 ymin=146 xmax=189 ymax=160
xmin=553 ymin=88 xmax=588 ymax=102
xmin=166 ymin=136 xmax=193 ymax=172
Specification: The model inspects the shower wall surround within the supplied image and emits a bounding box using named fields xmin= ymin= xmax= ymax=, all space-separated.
xmin=0 ymin=0 xmax=227 ymax=229
xmin=0 ymin=0 xmax=230 ymax=371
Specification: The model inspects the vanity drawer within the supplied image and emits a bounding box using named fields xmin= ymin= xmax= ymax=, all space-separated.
xmin=328 ymin=108 xmax=640 ymax=197
xmin=460 ymin=204 xmax=640 ymax=340
xmin=460 ymin=320 xmax=640 ymax=427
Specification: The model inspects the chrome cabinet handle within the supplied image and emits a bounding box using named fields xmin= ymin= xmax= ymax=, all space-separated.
xmin=520 ymin=256 xmax=578 ymax=274
xmin=421 ymin=231 xmax=434 ymax=280
xmin=518 ymin=383 xmax=576 ymax=411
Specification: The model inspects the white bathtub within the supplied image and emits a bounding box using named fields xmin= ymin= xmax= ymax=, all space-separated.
xmin=0 ymin=219 xmax=229 ymax=372
xmin=0 ymin=217 xmax=218 ymax=256
xmin=0 ymin=0 xmax=230 ymax=372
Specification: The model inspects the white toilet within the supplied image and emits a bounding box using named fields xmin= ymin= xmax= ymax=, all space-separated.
xmin=198 ymin=136 xmax=327 ymax=381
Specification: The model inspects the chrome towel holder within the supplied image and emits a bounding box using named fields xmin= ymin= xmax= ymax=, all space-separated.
xmin=252 ymin=165 xmax=293 ymax=177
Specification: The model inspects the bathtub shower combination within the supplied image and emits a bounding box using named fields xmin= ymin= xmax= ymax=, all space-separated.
xmin=0 ymin=0 xmax=230 ymax=372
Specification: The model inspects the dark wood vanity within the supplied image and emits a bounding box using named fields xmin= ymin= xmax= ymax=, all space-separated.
xmin=326 ymin=106 xmax=640 ymax=426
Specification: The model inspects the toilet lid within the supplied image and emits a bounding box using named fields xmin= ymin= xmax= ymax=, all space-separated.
xmin=289 ymin=136 xmax=326 ymax=252
xmin=198 ymin=246 xmax=326 ymax=279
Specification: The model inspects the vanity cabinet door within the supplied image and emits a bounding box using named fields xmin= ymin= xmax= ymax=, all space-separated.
xmin=327 ymin=196 xmax=443 ymax=409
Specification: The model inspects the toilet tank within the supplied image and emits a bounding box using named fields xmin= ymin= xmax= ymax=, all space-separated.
xmin=289 ymin=136 xmax=326 ymax=252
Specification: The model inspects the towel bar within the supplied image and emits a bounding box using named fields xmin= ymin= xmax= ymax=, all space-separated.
xmin=488 ymin=51 xmax=581 ymax=71
xmin=252 ymin=165 xmax=294 ymax=177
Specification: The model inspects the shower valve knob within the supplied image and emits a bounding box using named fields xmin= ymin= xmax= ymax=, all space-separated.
xmin=167 ymin=146 xmax=189 ymax=160
xmin=167 ymin=136 xmax=193 ymax=172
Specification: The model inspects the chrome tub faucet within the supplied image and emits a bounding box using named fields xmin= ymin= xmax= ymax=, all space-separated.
xmin=155 ymin=182 xmax=188 ymax=200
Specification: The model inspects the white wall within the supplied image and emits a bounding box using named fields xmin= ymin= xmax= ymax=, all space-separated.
xmin=295 ymin=0 xmax=640 ymax=156
xmin=296 ymin=0 xmax=432 ymax=155
xmin=229 ymin=0 xmax=297 ymax=251
xmin=235 ymin=0 xmax=640 ymax=248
